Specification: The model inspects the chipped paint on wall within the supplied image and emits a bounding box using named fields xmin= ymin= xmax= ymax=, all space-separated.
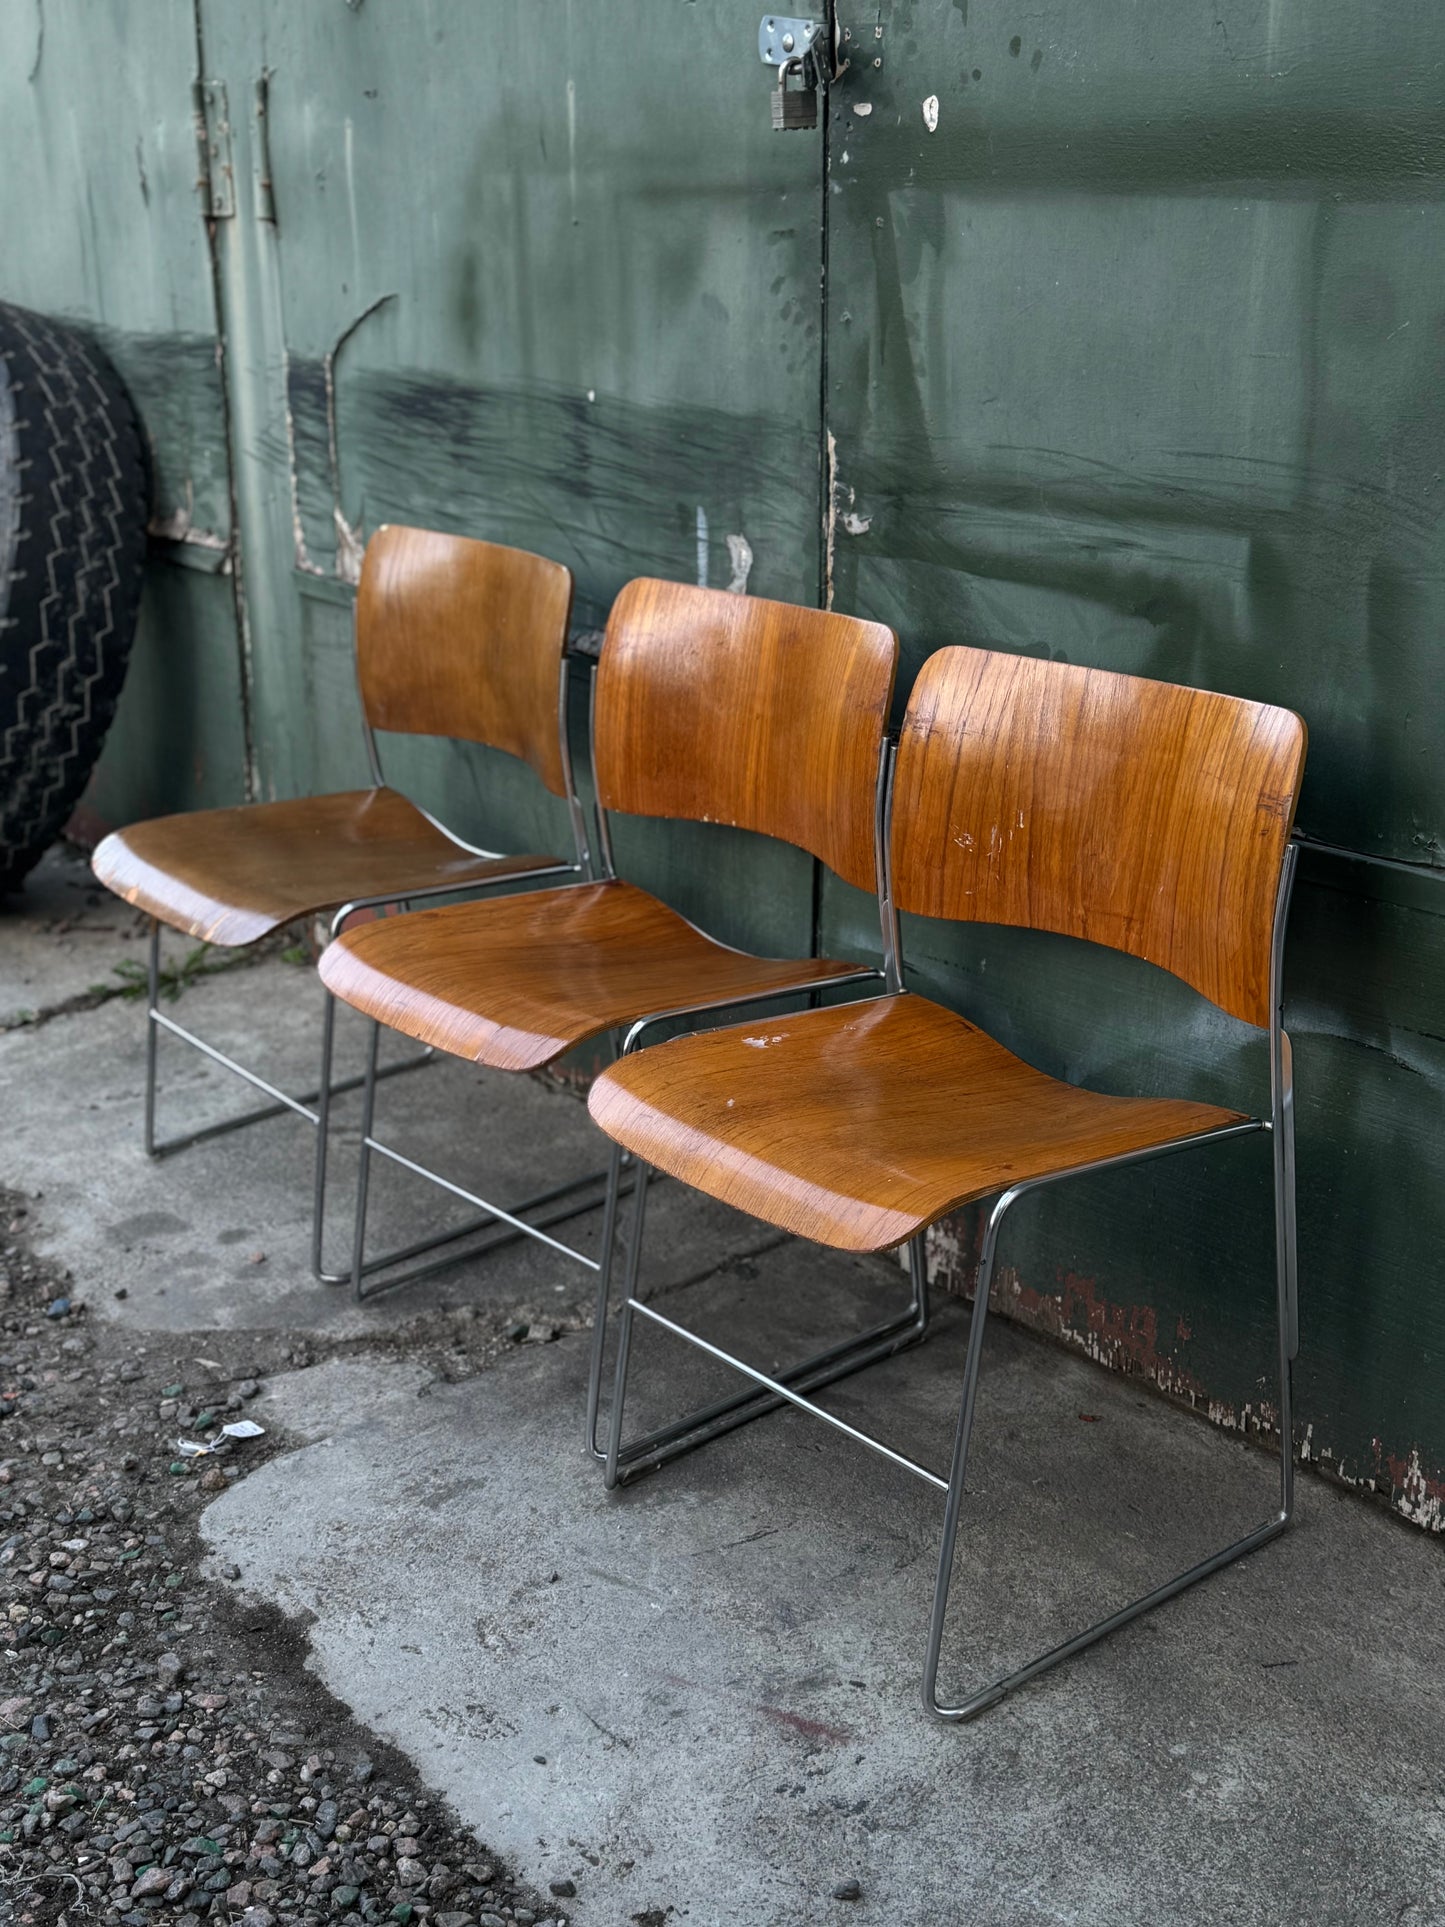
xmin=725 ymin=532 xmax=754 ymax=595
xmin=823 ymin=428 xmax=838 ymax=609
xmin=927 ymin=1217 xmax=1445 ymax=1531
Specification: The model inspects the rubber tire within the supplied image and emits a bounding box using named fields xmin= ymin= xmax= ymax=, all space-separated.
xmin=0 ymin=302 xmax=149 ymax=893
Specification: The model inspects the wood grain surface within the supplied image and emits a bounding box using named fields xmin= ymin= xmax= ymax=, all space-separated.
xmin=891 ymin=647 xmax=1306 ymax=1026
xmin=593 ymin=577 xmax=897 ymax=892
xmin=317 ymin=879 xmax=863 ymax=1073
xmin=91 ymin=788 xmax=556 ymax=948
xmin=588 ymin=993 xmax=1243 ymax=1253
xmin=356 ymin=523 xmax=573 ymax=795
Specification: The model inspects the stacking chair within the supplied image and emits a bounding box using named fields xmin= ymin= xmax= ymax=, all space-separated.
xmin=91 ymin=524 xmax=588 ymax=1282
xmin=587 ymin=645 xmax=1307 ymax=1721
xmin=318 ymin=577 xmax=901 ymax=1419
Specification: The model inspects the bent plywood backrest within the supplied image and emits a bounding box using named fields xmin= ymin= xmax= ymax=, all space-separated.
xmin=355 ymin=524 xmax=574 ymax=797
xmin=593 ymin=578 xmax=898 ymax=894
xmin=890 ymin=647 xmax=1307 ymax=1026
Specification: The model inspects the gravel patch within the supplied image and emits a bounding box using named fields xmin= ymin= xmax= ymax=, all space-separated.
xmin=0 ymin=1188 xmax=578 ymax=1927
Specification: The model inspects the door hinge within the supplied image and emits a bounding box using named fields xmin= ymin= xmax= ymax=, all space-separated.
xmin=194 ymin=79 xmax=236 ymax=220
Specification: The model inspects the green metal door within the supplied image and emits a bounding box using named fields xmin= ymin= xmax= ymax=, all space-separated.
xmin=190 ymin=0 xmax=830 ymax=960
xmin=820 ymin=0 xmax=1445 ymax=1526
xmin=4 ymin=0 xmax=1444 ymax=1527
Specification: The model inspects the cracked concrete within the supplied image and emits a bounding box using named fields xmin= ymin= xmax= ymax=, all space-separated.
xmin=4 ymin=845 xmax=1445 ymax=1925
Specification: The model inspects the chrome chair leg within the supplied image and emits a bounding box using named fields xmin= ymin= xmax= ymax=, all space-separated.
xmin=604 ymin=1162 xmax=652 ymax=1489
xmin=349 ymin=1018 xmax=382 ymax=1300
xmin=602 ymin=1207 xmax=933 ymax=1488
xmin=310 ymin=989 xmax=339 ymax=1280
xmin=922 ymin=1154 xmax=1297 ymax=1722
xmin=340 ymin=1025 xmax=623 ymax=1302
xmin=585 ymin=1142 xmax=627 ymax=1459
xmin=141 ymin=919 xmax=432 ymax=1174
xmin=143 ymin=918 xmax=161 ymax=1156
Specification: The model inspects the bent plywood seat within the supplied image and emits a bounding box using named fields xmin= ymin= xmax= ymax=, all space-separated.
xmin=93 ymin=525 xmax=577 ymax=946
xmin=586 ymin=642 xmax=1307 ymax=1724
xmin=88 ymin=524 xmax=584 ymax=1286
xmin=320 ymin=878 xmax=861 ymax=1075
xmin=588 ymin=992 xmax=1242 ymax=1254
xmin=318 ymin=573 xmax=898 ymax=1358
xmin=92 ymin=787 xmax=553 ymax=949
xmin=319 ymin=578 xmax=898 ymax=1074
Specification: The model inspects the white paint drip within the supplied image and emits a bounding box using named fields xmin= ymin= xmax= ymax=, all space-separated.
xmin=853 ymin=101 xmax=873 ymax=117
xmin=741 ymin=1034 xmax=786 ymax=1050
xmin=922 ymin=94 xmax=940 ymax=132
xmin=695 ymin=505 xmax=709 ymax=588
xmin=840 ymin=510 xmax=871 ymax=535
xmin=725 ymin=532 xmax=753 ymax=595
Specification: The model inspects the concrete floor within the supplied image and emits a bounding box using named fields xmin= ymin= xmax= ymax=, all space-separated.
xmin=5 ymin=848 xmax=1445 ymax=1926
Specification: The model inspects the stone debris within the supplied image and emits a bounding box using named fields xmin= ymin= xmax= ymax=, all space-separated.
xmin=0 ymin=1192 xmax=573 ymax=1927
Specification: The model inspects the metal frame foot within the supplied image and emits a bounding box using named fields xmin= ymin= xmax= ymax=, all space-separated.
xmin=344 ymin=1016 xmax=628 ymax=1301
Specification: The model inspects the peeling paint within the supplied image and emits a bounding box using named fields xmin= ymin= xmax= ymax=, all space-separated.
xmin=724 ymin=531 xmax=753 ymax=595
xmin=822 ymin=428 xmax=838 ymax=609
xmin=281 ymin=355 xmax=324 ymax=577
xmin=840 ymin=509 xmax=871 ymax=535
xmin=332 ymin=505 xmax=364 ymax=586
xmin=926 ymin=1222 xmax=1445 ymax=1531
xmin=1372 ymin=1442 xmax=1445 ymax=1531
xmin=926 ymin=1221 xmax=1277 ymax=1440
xmin=147 ymin=477 xmax=228 ymax=554
xmin=695 ymin=505 xmax=709 ymax=588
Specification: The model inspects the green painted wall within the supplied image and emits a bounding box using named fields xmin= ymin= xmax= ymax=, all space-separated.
xmin=0 ymin=0 xmax=247 ymax=818
xmin=821 ymin=0 xmax=1445 ymax=1530
xmin=3 ymin=1 xmax=1442 ymax=1527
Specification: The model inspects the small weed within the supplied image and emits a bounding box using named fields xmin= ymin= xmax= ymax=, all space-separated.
xmin=97 ymin=942 xmax=217 ymax=1003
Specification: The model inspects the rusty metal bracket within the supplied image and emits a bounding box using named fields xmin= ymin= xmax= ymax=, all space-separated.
xmin=758 ymin=13 xmax=847 ymax=81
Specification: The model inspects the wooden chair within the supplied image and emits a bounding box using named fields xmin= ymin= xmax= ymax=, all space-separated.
xmin=317 ymin=577 xmax=900 ymax=1429
xmin=91 ymin=524 xmax=589 ymax=1282
xmin=587 ymin=645 xmax=1308 ymax=1721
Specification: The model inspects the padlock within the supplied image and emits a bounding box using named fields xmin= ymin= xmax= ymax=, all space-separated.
xmin=771 ymin=58 xmax=818 ymax=131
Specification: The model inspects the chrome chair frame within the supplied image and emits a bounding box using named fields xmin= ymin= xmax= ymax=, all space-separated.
xmin=597 ymin=744 xmax=1302 ymax=1721
xmin=142 ymin=657 xmax=593 ymax=1285
xmin=581 ymin=734 xmax=908 ymax=1463
xmin=348 ymin=671 xmax=889 ymax=1386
